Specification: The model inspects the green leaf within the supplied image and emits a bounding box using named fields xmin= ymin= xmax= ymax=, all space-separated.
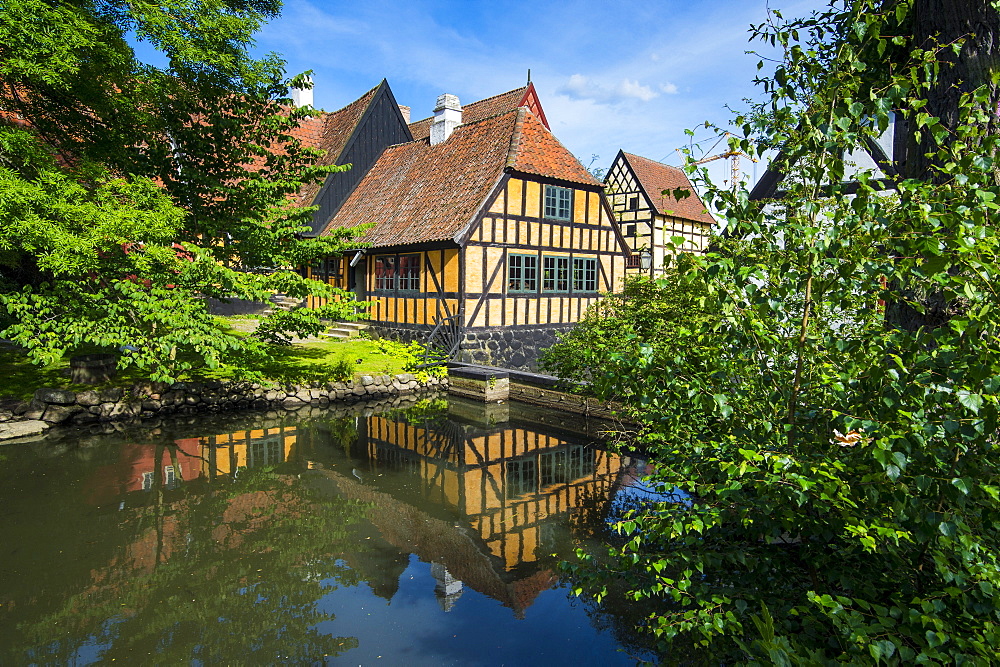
xmin=957 ymin=391 xmax=983 ymax=414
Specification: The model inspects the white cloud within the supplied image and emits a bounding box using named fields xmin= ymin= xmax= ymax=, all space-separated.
xmin=659 ymin=82 xmax=679 ymax=95
xmin=558 ymin=75 xmax=660 ymax=104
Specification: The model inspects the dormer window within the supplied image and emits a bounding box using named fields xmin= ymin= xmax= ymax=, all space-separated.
xmin=544 ymin=185 xmax=572 ymax=220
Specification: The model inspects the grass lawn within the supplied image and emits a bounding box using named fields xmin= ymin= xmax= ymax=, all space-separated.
xmin=196 ymin=337 xmax=411 ymax=385
xmin=0 ymin=334 xmax=413 ymax=402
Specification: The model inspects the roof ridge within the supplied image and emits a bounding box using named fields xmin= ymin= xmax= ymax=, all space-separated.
xmin=458 ymin=106 xmax=521 ymax=128
xmin=506 ymin=107 xmax=527 ymax=169
xmin=464 ymin=85 xmax=527 ymax=108
xmin=623 ymin=151 xmax=683 ymax=170
xmin=408 ymin=86 xmax=529 ymax=127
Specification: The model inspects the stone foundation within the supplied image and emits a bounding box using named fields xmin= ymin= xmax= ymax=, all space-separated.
xmin=370 ymin=321 xmax=574 ymax=372
xmin=456 ymin=325 xmax=574 ymax=371
xmin=0 ymin=373 xmax=447 ymax=442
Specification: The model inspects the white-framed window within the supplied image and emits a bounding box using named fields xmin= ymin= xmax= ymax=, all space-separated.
xmin=164 ymin=465 xmax=176 ymax=489
xmin=397 ymin=254 xmax=420 ymax=291
xmin=374 ymin=255 xmax=395 ymax=290
xmin=544 ymin=185 xmax=572 ymax=220
xmin=508 ymin=254 xmax=538 ymax=292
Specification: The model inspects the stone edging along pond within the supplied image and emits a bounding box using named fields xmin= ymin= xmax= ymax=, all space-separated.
xmin=0 ymin=373 xmax=448 ymax=443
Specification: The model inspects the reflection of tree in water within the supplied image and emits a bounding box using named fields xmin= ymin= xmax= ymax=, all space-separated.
xmin=559 ymin=462 xmax=710 ymax=664
xmin=326 ymin=415 xmax=359 ymax=457
xmin=9 ymin=451 xmax=370 ymax=665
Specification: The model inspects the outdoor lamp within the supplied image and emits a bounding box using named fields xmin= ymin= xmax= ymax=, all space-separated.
xmin=639 ymin=250 xmax=652 ymax=271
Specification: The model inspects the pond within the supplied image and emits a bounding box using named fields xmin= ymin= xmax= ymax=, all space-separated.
xmin=0 ymin=393 xmax=658 ymax=665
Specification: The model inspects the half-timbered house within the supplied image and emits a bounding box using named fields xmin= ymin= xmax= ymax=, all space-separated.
xmin=304 ymin=83 xmax=627 ymax=370
xmin=604 ymin=151 xmax=715 ymax=275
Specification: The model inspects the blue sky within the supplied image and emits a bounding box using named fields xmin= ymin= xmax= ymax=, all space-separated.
xmin=128 ymin=0 xmax=834 ymax=186
xmin=126 ymin=0 xmax=837 ymax=188
xmin=253 ymin=0 xmax=829 ymax=187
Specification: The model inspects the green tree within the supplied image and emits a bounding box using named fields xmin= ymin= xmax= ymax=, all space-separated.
xmin=540 ymin=261 xmax=715 ymax=398
xmin=0 ymin=0 xmax=364 ymax=381
xmin=569 ymin=0 xmax=1000 ymax=662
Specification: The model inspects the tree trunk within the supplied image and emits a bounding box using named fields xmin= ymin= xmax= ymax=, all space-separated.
xmin=905 ymin=0 xmax=1000 ymax=183
xmin=886 ymin=0 xmax=1000 ymax=332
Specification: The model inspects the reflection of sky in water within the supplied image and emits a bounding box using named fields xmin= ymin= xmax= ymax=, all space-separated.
xmin=315 ymin=555 xmax=636 ymax=666
xmin=607 ymin=460 xmax=690 ymax=528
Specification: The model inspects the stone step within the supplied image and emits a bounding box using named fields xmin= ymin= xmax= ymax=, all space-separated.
xmin=268 ymin=294 xmax=305 ymax=311
xmin=321 ymin=321 xmax=371 ymax=339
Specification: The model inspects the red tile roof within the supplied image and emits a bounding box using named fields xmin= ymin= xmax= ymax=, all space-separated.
xmin=620 ymin=152 xmax=715 ymax=225
xmin=322 ymin=108 xmax=599 ymax=248
xmin=510 ymin=111 xmax=600 ymax=186
xmin=408 ymin=86 xmax=528 ymax=140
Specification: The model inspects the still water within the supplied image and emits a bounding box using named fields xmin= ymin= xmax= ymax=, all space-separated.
xmin=0 ymin=394 xmax=654 ymax=665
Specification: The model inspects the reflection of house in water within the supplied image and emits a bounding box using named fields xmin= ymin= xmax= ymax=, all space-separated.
xmin=300 ymin=401 xmax=629 ymax=616
xmin=78 ymin=408 xmax=630 ymax=619
xmin=84 ymin=427 xmax=299 ymax=505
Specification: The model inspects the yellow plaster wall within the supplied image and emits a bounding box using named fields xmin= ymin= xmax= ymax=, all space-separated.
xmin=574 ymin=189 xmax=587 ymax=223
xmin=507 ymin=178 xmax=523 ymax=215
xmin=524 ymin=180 xmax=540 ymax=218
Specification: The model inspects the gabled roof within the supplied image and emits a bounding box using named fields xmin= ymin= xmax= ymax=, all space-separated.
xmin=748 ymin=113 xmax=905 ymax=201
xmin=616 ymin=151 xmax=715 ymax=225
xmin=322 ymin=108 xmax=599 ymax=248
xmin=289 ymin=82 xmax=383 ymax=207
xmin=407 ymin=83 xmax=549 ymax=140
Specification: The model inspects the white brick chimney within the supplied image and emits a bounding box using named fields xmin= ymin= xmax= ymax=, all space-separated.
xmin=291 ymin=75 xmax=314 ymax=108
xmin=398 ymin=105 xmax=411 ymax=123
xmin=430 ymin=94 xmax=461 ymax=145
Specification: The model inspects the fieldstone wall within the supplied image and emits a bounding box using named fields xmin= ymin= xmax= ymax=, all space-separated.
xmin=369 ymin=322 xmax=430 ymax=344
xmin=0 ymin=373 xmax=446 ymax=443
xmin=456 ymin=325 xmax=574 ymax=371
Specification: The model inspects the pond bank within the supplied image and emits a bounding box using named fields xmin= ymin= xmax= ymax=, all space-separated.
xmin=0 ymin=373 xmax=446 ymax=444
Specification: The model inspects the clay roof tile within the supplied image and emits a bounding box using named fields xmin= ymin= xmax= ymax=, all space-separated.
xmin=620 ymin=152 xmax=715 ymax=225
xmin=408 ymin=86 xmax=528 ymax=140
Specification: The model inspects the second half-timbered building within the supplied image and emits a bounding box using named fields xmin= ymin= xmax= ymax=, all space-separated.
xmin=302 ymin=82 xmax=627 ymax=370
xmin=604 ymin=151 xmax=715 ymax=275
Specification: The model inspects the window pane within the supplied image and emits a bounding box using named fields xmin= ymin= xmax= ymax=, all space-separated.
xmin=557 ymin=257 xmax=569 ymax=291
xmin=509 ymin=254 xmax=537 ymax=292
xmin=508 ymin=254 xmax=522 ymax=291
xmin=545 ymin=185 xmax=571 ymax=220
xmin=375 ymin=256 xmax=395 ymax=290
xmin=572 ymin=257 xmax=597 ymax=292
xmin=398 ymin=254 xmax=420 ymax=291
xmin=543 ymin=256 xmax=569 ymax=291
xmin=543 ymin=256 xmax=556 ymax=291
xmin=558 ymin=187 xmax=571 ymax=219
xmin=523 ymin=255 xmax=537 ymax=291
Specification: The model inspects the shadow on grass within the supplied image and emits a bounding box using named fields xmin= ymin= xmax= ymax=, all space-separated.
xmin=0 ymin=335 xmax=409 ymax=401
xmin=0 ymin=347 xmax=73 ymax=401
xmin=198 ymin=345 xmax=352 ymax=385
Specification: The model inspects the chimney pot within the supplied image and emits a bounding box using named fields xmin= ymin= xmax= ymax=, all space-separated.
xmin=430 ymin=94 xmax=462 ymax=145
xmin=291 ymin=75 xmax=314 ymax=108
